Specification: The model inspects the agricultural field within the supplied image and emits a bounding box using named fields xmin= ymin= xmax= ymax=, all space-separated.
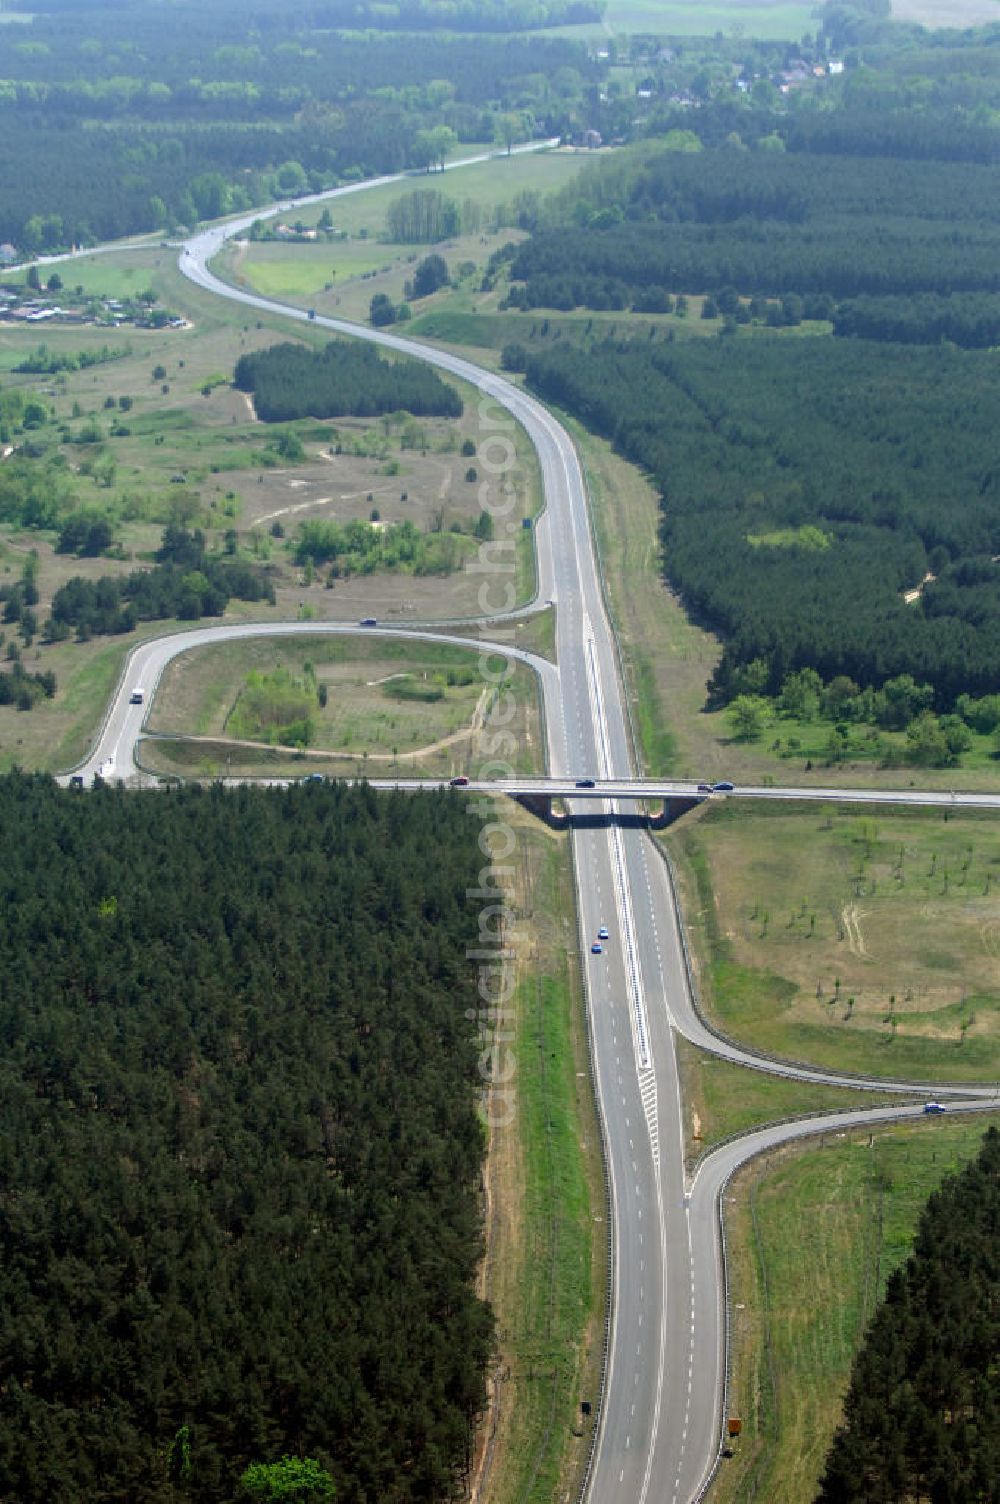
xmin=669 ymin=802 xmax=1000 ymax=1082
xmin=142 ymin=634 xmax=543 ymax=780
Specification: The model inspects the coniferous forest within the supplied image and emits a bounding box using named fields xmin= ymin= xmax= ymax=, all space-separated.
xmin=0 ymin=774 xmax=492 ymax=1503
xmin=521 ymin=338 xmax=1000 ymax=708
xmin=815 ymin=1127 xmax=1000 ymax=1504
xmin=233 ymin=342 xmax=463 ymax=424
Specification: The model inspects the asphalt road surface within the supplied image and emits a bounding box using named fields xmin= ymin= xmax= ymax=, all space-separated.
xmin=71 ymin=156 xmax=1000 ymax=1504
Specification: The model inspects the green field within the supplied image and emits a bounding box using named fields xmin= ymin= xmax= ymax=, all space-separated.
xmin=231 ymin=241 xmax=399 ymax=299
xmin=541 ymin=0 xmax=816 ymax=37
xmin=713 ymin=1116 xmax=996 ymax=1504
xmin=302 ymin=149 xmax=591 ymax=241
xmin=669 ymin=803 xmax=1000 ymax=1082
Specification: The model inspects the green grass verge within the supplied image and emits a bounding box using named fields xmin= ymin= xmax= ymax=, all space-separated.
xmin=480 ymin=833 xmax=603 ymax=1504
xmin=631 ymin=645 xmax=678 ymax=775
xmin=714 ymin=1116 xmax=996 ymax=1504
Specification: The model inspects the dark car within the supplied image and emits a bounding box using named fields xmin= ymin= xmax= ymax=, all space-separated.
xmin=449 ymin=775 xmax=470 ymax=787
xmin=591 ymin=942 xmax=603 ymax=955
xmin=360 ymin=617 xmax=378 ymax=627
xmin=597 ymin=926 xmax=609 ymax=940
xmin=697 ymin=782 xmax=712 ymax=794
xmin=923 ymin=1101 xmax=946 ymax=1114
xmin=575 ymin=777 xmax=596 ymax=789
xmin=712 ymin=780 xmax=735 ymax=792
xmin=69 ymin=774 xmax=85 ymax=790
xmin=303 ymin=773 xmax=324 ymax=783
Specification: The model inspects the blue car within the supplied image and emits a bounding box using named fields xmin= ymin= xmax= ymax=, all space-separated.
xmin=598 ymin=926 xmax=609 ymax=940
xmin=712 ymin=780 xmax=735 ymax=792
xmin=923 ymin=1101 xmax=946 ymax=1114
xmin=591 ymin=942 xmax=603 ymax=955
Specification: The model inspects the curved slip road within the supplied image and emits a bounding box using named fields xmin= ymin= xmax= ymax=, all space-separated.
xmin=74 ymin=162 xmax=1000 ymax=1504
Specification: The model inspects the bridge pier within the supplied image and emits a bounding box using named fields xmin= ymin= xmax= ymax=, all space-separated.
xmin=514 ymin=792 xmax=570 ymax=828
xmin=646 ymin=796 xmax=703 ymax=830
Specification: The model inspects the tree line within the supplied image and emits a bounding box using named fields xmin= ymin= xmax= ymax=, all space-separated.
xmin=233 ymin=341 xmax=462 ymax=424
xmin=500 ymin=146 xmax=1000 ymax=311
xmin=47 ymin=526 xmax=274 ymax=639
xmin=816 ymin=1126 xmax=1000 ymax=1503
xmin=833 ymin=293 xmax=1000 ymax=349
xmin=726 ymin=666 xmax=1000 ymax=770
xmin=522 ymin=336 xmax=1000 ymax=708
xmin=0 ymin=773 xmax=493 ymax=1501
xmin=25 ymin=0 xmax=602 ymax=28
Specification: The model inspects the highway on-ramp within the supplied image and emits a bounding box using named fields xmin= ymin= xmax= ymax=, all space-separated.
xmin=75 ymin=162 xmax=1000 ymax=1504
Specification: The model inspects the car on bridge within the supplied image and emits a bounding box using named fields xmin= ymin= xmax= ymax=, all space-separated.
xmin=449 ymin=775 xmax=470 ymax=787
xmin=575 ymin=777 xmax=596 ymax=788
xmin=697 ymin=782 xmax=712 ymax=794
xmin=591 ymin=942 xmax=603 ymax=954
xmin=598 ymin=926 xmax=609 ymax=940
xmin=360 ymin=617 xmax=378 ymax=627
xmin=923 ymin=1101 xmax=946 ymax=1114
xmin=712 ymin=780 xmax=735 ymax=792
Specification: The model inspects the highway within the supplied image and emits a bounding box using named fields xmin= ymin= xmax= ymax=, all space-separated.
xmin=73 ymin=160 xmax=1000 ymax=1504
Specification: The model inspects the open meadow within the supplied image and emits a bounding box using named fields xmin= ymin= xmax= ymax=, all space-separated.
xmin=668 ymin=801 xmax=1000 ymax=1082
